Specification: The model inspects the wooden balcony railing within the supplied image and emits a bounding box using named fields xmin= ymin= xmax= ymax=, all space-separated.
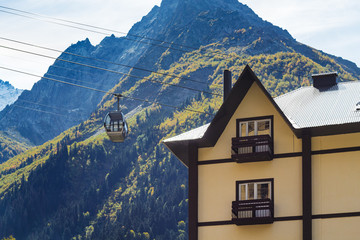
xmin=232 ymin=198 xmax=274 ymax=225
xmin=231 ymin=135 xmax=273 ymax=163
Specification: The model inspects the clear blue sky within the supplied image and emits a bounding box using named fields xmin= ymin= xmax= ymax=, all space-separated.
xmin=0 ymin=0 xmax=359 ymax=90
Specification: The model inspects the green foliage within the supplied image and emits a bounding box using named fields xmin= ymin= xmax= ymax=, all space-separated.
xmin=1 ymin=236 xmax=15 ymax=240
xmin=0 ymin=132 xmax=31 ymax=163
xmin=0 ymin=40 xmax=359 ymax=240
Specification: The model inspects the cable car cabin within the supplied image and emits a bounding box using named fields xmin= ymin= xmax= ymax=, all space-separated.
xmin=104 ymin=111 xmax=128 ymax=142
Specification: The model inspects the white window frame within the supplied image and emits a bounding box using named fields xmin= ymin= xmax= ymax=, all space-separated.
xmin=239 ymin=119 xmax=272 ymax=137
xmin=238 ymin=181 xmax=272 ymax=201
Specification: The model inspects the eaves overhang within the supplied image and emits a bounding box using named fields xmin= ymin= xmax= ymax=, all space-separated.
xmin=163 ymin=65 xmax=360 ymax=167
xmin=162 ymin=65 xmax=298 ymax=167
xmin=200 ymin=65 xmax=299 ymax=145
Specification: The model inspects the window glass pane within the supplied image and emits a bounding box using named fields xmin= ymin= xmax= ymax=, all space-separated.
xmin=240 ymin=123 xmax=247 ymax=137
xmin=257 ymin=120 xmax=270 ymax=136
xmin=248 ymin=122 xmax=255 ymax=136
xmin=248 ymin=183 xmax=254 ymax=200
xmin=240 ymin=184 xmax=247 ymax=200
xmin=257 ymin=183 xmax=270 ymax=199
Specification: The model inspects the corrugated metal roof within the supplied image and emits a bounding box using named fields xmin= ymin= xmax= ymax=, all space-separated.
xmin=164 ymin=80 xmax=360 ymax=144
xmin=275 ymin=81 xmax=360 ymax=129
xmin=163 ymin=123 xmax=210 ymax=142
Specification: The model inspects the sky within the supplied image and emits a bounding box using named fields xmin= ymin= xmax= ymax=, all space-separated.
xmin=0 ymin=0 xmax=359 ymax=90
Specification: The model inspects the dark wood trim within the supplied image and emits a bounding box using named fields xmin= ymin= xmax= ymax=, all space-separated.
xmin=312 ymin=146 xmax=360 ymax=155
xmin=198 ymin=153 xmax=302 ymax=165
xmin=197 ymin=211 xmax=360 ymax=227
xmin=232 ymin=198 xmax=274 ymax=225
xmin=302 ymin=131 xmax=312 ymax=240
xmin=188 ymin=143 xmax=198 ymax=240
xmin=198 ymin=215 xmax=302 ymax=227
xmin=197 ymin=158 xmax=234 ymax=165
xmin=198 ymin=220 xmax=233 ymax=227
xmin=274 ymin=152 xmax=302 ymax=158
xmin=313 ymin=212 xmax=360 ymax=219
xmin=236 ymin=115 xmax=274 ymax=124
xmin=232 ymin=135 xmax=273 ymax=162
xmin=307 ymin=121 xmax=360 ymax=137
xmin=235 ymin=178 xmax=274 ymax=201
xmin=197 ymin=145 xmax=360 ymax=166
xmin=274 ymin=216 xmax=303 ymax=221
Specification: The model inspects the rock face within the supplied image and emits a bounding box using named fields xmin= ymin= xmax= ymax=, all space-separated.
xmin=0 ymin=80 xmax=23 ymax=111
xmin=0 ymin=0 xmax=359 ymax=146
xmin=0 ymin=36 xmax=149 ymax=145
xmin=1 ymin=0 xmax=360 ymax=239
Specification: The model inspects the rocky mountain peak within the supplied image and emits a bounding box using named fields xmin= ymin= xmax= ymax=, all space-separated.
xmin=0 ymin=79 xmax=23 ymax=111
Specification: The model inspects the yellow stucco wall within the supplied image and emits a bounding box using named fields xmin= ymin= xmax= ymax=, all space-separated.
xmin=312 ymin=132 xmax=360 ymax=151
xmin=193 ymin=78 xmax=360 ymax=239
xmin=198 ymin=81 xmax=301 ymax=162
xmin=198 ymin=157 xmax=302 ymax=222
xmin=313 ymin=151 xmax=360 ymax=215
xmin=314 ymin=217 xmax=360 ymax=240
xmin=197 ymin=82 xmax=303 ymax=225
xmin=198 ymin=221 xmax=302 ymax=240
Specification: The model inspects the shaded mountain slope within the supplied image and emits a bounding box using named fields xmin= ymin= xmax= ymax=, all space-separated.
xmin=2 ymin=0 xmax=358 ymax=148
xmin=0 ymin=48 xmax=359 ymax=239
xmin=0 ymin=0 xmax=360 ymax=239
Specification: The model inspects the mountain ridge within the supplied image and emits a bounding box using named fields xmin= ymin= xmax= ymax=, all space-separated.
xmin=0 ymin=0 xmax=360 ymax=238
xmin=0 ymin=79 xmax=23 ymax=111
xmin=1 ymin=0 xmax=359 ymax=146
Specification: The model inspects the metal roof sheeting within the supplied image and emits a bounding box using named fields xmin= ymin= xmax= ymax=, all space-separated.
xmin=163 ymin=123 xmax=210 ymax=142
xmin=275 ymin=81 xmax=360 ymax=129
xmin=164 ymin=80 xmax=360 ymax=144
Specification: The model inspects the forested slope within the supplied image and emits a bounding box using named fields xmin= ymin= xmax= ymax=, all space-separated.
xmin=1 ymin=0 xmax=360 ymax=239
xmin=0 ymin=45 xmax=359 ymax=239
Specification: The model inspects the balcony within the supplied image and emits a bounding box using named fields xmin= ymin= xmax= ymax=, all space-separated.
xmin=231 ymin=198 xmax=274 ymax=225
xmin=231 ymin=135 xmax=273 ymax=163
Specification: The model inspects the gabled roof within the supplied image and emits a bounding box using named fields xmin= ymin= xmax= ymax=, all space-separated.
xmin=163 ymin=65 xmax=360 ymax=167
xmin=163 ymin=65 xmax=295 ymax=166
xmin=163 ymin=124 xmax=210 ymax=143
xmin=275 ymin=81 xmax=360 ymax=136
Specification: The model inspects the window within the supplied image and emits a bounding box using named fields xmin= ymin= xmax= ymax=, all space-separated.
xmin=238 ymin=181 xmax=271 ymax=201
xmin=232 ymin=179 xmax=274 ymax=225
xmin=239 ymin=118 xmax=271 ymax=137
xmin=232 ymin=116 xmax=274 ymax=162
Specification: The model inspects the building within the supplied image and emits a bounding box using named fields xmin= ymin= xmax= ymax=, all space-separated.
xmin=163 ymin=65 xmax=360 ymax=240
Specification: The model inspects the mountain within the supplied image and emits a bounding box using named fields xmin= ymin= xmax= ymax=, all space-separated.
xmin=0 ymin=37 xmax=147 ymax=146
xmin=0 ymin=0 xmax=359 ymax=239
xmin=1 ymin=0 xmax=359 ymax=147
xmin=0 ymin=81 xmax=29 ymax=163
xmin=0 ymin=80 xmax=23 ymax=111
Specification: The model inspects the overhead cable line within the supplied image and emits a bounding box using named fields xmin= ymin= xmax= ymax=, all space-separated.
xmin=48 ymin=65 xmax=106 ymax=81
xmin=0 ymin=44 xmax=222 ymax=97
xmin=45 ymin=72 xmax=104 ymax=87
xmin=17 ymin=99 xmax=71 ymax=111
xmin=13 ymin=104 xmax=69 ymax=117
xmin=0 ymin=6 xmax=197 ymax=51
xmin=0 ymin=6 xmax=235 ymax=60
xmin=0 ymin=9 xmax=190 ymax=54
xmin=12 ymin=100 xmax=87 ymax=120
xmin=0 ymin=66 xmax=215 ymax=115
xmin=0 ymin=36 xmax=208 ymax=85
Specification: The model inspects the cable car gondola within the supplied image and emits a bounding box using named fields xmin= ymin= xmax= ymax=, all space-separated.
xmin=104 ymin=94 xmax=128 ymax=142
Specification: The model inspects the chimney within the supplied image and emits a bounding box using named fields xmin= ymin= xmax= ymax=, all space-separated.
xmin=224 ymin=70 xmax=232 ymax=102
xmin=312 ymin=72 xmax=338 ymax=89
